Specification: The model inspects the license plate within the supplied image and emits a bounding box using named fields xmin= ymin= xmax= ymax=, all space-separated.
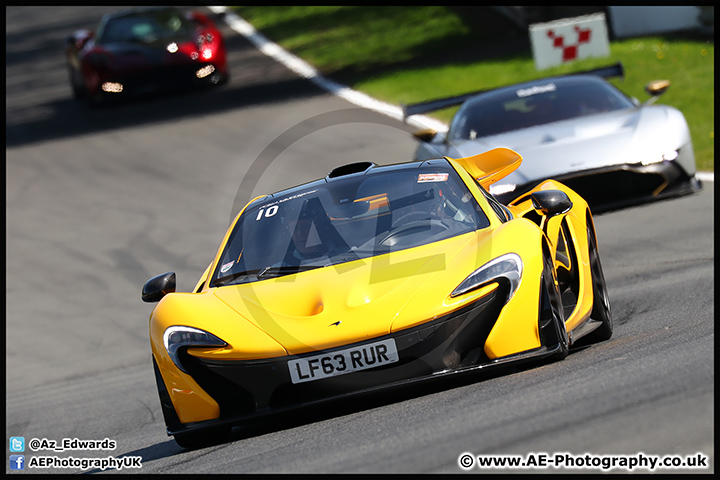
xmin=288 ymin=338 xmax=399 ymax=384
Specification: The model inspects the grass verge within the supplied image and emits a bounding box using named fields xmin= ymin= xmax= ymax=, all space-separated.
xmin=233 ymin=6 xmax=714 ymax=171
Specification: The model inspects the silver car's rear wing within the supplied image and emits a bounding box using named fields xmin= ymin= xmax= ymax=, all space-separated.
xmin=402 ymin=62 xmax=624 ymax=119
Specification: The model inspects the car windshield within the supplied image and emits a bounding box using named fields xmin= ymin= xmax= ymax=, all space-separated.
xmin=97 ymin=8 xmax=192 ymax=44
xmin=211 ymin=161 xmax=490 ymax=286
xmin=448 ymin=76 xmax=636 ymax=140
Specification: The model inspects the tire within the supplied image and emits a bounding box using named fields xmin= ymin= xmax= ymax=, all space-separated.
xmin=85 ymin=88 xmax=104 ymax=107
xmin=173 ymin=426 xmax=232 ymax=449
xmin=539 ymin=251 xmax=569 ymax=361
xmin=580 ymin=226 xmax=613 ymax=343
xmin=209 ymin=68 xmax=229 ymax=86
xmin=67 ymin=64 xmax=85 ymax=100
xmin=82 ymin=69 xmax=105 ymax=107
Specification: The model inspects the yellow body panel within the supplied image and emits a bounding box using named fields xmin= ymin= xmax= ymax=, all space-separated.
xmin=150 ymin=291 xmax=288 ymax=423
xmin=209 ymin=232 xmax=482 ymax=355
xmin=152 ymin=344 xmax=220 ymax=424
xmin=507 ymin=179 xmax=594 ymax=332
xmin=473 ymin=220 xmax=546 ymax=358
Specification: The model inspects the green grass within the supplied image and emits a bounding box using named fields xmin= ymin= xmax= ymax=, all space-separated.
xmin=233 ymin=6 xmax=714 ymax=171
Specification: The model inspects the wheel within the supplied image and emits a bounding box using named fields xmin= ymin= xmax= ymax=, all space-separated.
xmin=85 ymin=88 xmax=104 ymax=107
xmin=67 ymin=64 xmax=85 ymax=99
xmin=580 ymin=225 xmax=613 ymax=343
xmin=209 ymin=69 xmax=229 ymax=86
xmin=173 ymin=426 xmax=232 ymax=449
xmin=539 ymin=251 xmax=568 ymax=360
xmin=83 ymin=69 xmax=105 ymax=107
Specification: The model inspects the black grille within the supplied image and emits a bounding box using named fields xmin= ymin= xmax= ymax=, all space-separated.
xmin=559 ymin=169 xmax=666 ymax=207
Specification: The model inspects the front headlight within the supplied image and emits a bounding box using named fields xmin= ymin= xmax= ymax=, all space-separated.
xmin=661 ymin=149 xmax=679 ymax=161
xmin=163 ymin=326 xmax=227 ymax=374
xmin=641 ymin=149 xmax=678 ymax=166
xmin=196 ymin=64 xmax=216 ymax=78
xmin=451 ymin=253 xmax=523 ymax=303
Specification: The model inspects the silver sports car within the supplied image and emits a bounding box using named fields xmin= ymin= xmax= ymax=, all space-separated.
xmin=407 ymin=63 xmax=701 ymax=212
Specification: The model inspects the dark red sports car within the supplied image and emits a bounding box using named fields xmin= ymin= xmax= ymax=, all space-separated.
xmin=66 ymin=7 xmax=229 ymax=105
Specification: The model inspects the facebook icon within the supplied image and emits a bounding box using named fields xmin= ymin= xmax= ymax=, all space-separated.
xmin=10 ymin=455 xmax=25 ymax=470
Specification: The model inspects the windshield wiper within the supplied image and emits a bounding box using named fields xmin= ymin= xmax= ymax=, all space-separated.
xmin=212 ymin=269 xmax=263 ymax=287
xmin=212 ymin=265 xmax=323 ymax=287
xmin=257 ymin=265 xmax=323 ymax=278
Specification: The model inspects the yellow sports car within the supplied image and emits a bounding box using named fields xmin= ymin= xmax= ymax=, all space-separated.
xmin=142 ymin=148 xmax=612 ymax=448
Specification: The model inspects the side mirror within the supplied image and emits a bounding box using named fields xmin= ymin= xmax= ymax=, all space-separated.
xmin=643 ymin=80 xmax=670 ymax=106
xmin=67 ymin=29 xmax=94 ymax=50
xmin=142 ymin=272 xmax=176 ymax=303
xmin=645 ymin=79 xmax=670 ymax=97
xmin=530 ymin=190 xmax=572 ymax=217
xmin=412 ymin=128 xmax=438 ymax=143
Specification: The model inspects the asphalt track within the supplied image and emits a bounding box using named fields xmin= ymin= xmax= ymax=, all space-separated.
xmin=6 ymin=7 xmax=714 ymax=474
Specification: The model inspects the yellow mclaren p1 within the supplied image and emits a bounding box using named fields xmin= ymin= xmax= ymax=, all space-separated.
xmin=142 ymin=147 xmax=612 ymax=448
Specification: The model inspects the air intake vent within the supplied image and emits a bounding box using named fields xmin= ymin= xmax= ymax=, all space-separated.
xmin=327 ymin=162 xmax=376 ymax=179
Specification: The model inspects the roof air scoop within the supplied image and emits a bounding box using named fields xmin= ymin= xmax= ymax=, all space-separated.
xmin=327 ymin=161 xmax=376 ymax=179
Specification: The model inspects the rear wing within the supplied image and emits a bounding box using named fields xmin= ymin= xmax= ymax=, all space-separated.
xmin=402 ymin=62 xmax=624 ymax=119
xmin=449 ymin=148 xmax=522 ymax=190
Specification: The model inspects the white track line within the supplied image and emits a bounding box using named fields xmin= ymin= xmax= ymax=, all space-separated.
xmin=209 ymin=6 xmax=445 ymax=132
xmin=696 ymin=172 xmax=715 ymax=182
xmin=210 ymin=6 xmax=714 ymax=182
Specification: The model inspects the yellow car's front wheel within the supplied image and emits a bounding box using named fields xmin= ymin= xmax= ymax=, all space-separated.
xmin=581 ymin=226 xmax=613 ymax=344
xmin=539 ymin=250 xmax=569 ymax=361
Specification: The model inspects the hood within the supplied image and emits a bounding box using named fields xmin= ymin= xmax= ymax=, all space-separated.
xmin=213 ymin=232 xmax=483 ymax=355
xmin=450 ymin=106 xmax=683 ymax=189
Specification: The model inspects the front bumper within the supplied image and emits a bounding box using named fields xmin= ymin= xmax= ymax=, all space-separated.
xmin=499 ymin=160 xmax=702 ymax=213
xmin=155 ymin=287 xmax=562 ymax=436
xmin=98 ymin=62 xmax=223 ymax=98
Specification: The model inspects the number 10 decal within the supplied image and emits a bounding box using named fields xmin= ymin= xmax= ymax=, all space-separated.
xmin=256 ymin=205 xmax=279 ymax=221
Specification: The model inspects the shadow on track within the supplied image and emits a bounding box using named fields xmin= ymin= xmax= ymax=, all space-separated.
xmin=6 ymin=78 xmax=325 ymax=148
xmin=120 ymin=348 xmax=590 ymax=460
